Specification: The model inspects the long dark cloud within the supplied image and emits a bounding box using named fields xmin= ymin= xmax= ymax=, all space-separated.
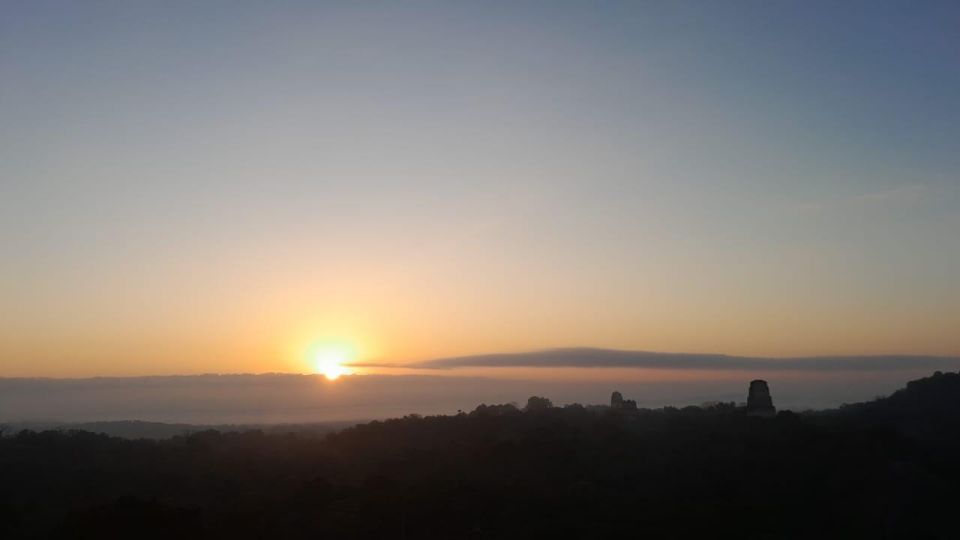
xmin=406 ymin=348 xmax=960 ymax=372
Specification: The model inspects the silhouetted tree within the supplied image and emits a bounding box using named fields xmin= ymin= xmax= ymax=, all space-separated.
xmin=524 ymin=396 xmax=553 ymax=411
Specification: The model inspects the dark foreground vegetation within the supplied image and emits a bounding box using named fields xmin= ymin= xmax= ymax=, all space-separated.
xmin=3 ymin=371 xmax=960 ymax=539
xmin=0 ymin=420 xmax=356 ymax=440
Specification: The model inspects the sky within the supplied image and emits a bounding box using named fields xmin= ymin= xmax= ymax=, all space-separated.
xmin=2 ymin=1 xmax=960 ymax=379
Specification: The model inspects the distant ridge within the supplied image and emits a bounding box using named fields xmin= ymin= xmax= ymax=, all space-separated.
xmin=0 ymin=420 xmax=360 ymax=440
xmin=832 ymin=369 xmax=960 ymax=440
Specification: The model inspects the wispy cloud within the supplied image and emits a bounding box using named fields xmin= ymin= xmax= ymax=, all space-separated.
xmin=853 ymin=184 xmax=927 ymax=207
xmin=792 ymin=184 xmax=929 ymax=215
xmin=406 ymin=348 xmax=960 ymax=372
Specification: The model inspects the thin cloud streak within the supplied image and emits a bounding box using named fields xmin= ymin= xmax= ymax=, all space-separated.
xmin=396 ymin=348 xmax=960 ymax=372
xmin=791 ymin=184 xmax=930 ymax=216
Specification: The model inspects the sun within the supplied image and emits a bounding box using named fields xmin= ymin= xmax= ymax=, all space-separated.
xmin=313 ymin=343 xmax=356 ymax=380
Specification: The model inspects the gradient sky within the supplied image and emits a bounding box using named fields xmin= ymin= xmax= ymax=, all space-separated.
xmin=2 ymin=1 xmax=959 ymax=377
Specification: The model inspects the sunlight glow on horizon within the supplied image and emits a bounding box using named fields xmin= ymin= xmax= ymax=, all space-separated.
xmin=312 ymin=342 xmax=357 ymax=380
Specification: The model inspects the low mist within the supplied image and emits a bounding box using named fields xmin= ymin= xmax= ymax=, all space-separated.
xmin=1 ymin=368 xmax=946 ymax=424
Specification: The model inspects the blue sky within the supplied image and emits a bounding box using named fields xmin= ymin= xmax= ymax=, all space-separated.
xmin=1 ymin=1 xmax=959 ymax=376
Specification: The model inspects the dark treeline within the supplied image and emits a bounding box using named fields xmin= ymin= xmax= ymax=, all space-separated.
xmin=0 ymin=420 xmax=357 ymax=440
xmin=2 ymin=371 xmax=960 ymax=539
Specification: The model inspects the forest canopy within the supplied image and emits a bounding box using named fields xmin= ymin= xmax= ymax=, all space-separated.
xmin=2 ymin=371 xmax=960 ymax=539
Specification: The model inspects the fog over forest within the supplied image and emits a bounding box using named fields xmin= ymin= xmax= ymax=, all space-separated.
xmin=4 ymin=353 xmax=958 ymax=424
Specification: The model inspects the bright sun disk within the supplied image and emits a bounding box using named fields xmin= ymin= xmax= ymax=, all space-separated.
xmin=314 ymin=344 xmax=356 ymax=380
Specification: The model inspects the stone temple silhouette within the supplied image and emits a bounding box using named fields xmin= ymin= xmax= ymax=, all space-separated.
xmin=610 ymin=391 xmax=637 ymax=411
xmin=746 ymin=380 xmax=776 ymax=417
